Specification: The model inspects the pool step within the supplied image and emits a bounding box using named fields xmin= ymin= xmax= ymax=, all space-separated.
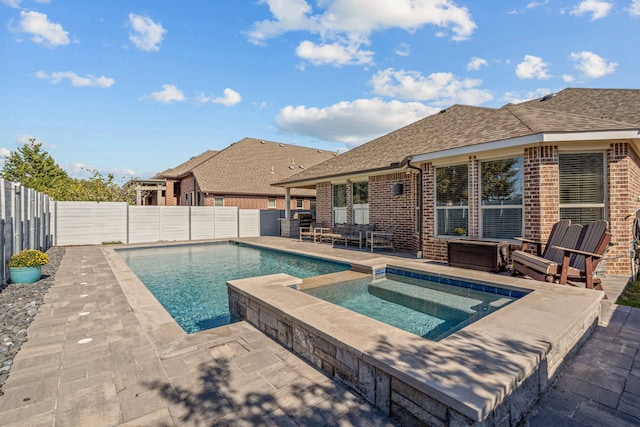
xmin=368 ymin=279 xmax=512 ymax=323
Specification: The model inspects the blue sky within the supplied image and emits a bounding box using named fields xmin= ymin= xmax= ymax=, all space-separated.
xmin=1 ymin=0 xmax=638 ymax=180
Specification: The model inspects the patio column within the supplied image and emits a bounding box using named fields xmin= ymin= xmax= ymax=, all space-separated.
xmin=285 ymin=187 xmax=291 ymax=219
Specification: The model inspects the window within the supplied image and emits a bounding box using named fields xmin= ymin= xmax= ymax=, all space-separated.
xmin=173 ymin=182 xmax=180 ymax=197
xmin=214 ymin=197 xmax=224 ymax=207
xmin=481 ymin=157 xmax=523 ymax=239
xmin=352 ymin=181 xmax=369 ymax=224
xmin=559 ymin=153 xmax=605 ymax=224
xmin=296 ymin=199 xmax=304 ymax=209
xmin=436 ymin=165 xmax=468 ymax=236
xmin=333 ymin=184 xmax=347 ymax=224
xmin=268 ymin=198 xmax=277 ymax=209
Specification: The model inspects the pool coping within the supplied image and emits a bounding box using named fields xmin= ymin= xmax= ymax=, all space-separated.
xmin=102 ymin=238 xmax=604 ymax=424
xmin=224 ymin=242 xmax=604 ymax=424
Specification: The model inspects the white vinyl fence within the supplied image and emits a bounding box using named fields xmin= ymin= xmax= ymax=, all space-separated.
xmin=0 ymin=179 xmax=273 ymax=286
xmin=53 ymin=202 xmax=261 ymax=246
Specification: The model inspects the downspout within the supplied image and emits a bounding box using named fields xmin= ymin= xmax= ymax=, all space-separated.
xmin=192 ymin=172 xmax=197 ymax=206
xmin=407 ymin=158 xmax=424 ymax=258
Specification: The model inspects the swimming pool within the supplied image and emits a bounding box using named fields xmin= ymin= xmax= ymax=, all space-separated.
xmin=303 ymin=271 xmax=525 ymax=340
xmin=117 ymin=243 xmax=349 ymax=333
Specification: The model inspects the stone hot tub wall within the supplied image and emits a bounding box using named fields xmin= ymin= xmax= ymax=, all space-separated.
xmin=227 ymin=266 xmax=602 ymax=426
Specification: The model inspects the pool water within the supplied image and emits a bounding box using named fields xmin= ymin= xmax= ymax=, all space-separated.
xmin=117 ymin=243 xmax=349 ymax=333
xmin=303 ymin=273 xmax=518 ymax=340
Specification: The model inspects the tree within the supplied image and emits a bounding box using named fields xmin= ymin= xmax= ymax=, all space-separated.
xmin=481 ymin=158 xmax=521 ymax=203
xmin=1 ymin=138 xmax=68 ymax=192
xmin=1 ymin=139 xmax=136 ymax=204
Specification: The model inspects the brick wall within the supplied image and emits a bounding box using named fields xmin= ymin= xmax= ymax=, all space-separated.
xmin=202 ymin=194 xmax=313 ymax=210
xmin=607 ymin=143 xmax=640 ymax=274
xmin=369 ymin=172 xmax=419 ymax=253
xmin=523 ymin=146 xmax=559 ymax=243
xmin=315 ymin=183 xmax=333 ymax=226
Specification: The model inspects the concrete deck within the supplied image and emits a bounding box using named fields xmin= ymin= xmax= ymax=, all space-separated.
xmin=0 ymin=237 xmax=638 ymax=426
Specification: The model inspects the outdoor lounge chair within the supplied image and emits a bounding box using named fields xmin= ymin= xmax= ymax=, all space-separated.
xmin=512 ymin=220 xmax=611 ymax=291
xmin=331 ymin=224 xmax=373 ymax=248
xmin=366 ymin=225 xmax=395 ymax=253
xmin=514 ymin=219 xmax=571 ymax=263
xmin=299 ymin=222 xmax=325 ymax=242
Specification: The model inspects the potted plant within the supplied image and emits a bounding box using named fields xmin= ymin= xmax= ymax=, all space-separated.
xmin=8 ymin=249 xmax=48 ymax=284
xmin=454 ymin=227 xmax=467 ymax=237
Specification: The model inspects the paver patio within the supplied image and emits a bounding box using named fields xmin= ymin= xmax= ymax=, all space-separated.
xmin=0 ymin=237 xmax=638 ymax=426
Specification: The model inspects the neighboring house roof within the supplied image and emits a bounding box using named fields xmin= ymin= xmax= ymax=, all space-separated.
xmin=187 ymin=138 xmax=337 ymax=197
xmin=276 ymin=88 xmax=640 ymax=186
xmin=153 ymin=150 xmax=218 ymax=179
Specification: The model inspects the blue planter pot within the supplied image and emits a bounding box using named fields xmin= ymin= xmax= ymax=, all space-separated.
xmin=9 ymin=266 xmax=42 ymax=284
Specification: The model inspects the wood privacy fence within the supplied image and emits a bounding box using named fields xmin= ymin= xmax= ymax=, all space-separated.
xmin=0 ymin=178 xmax=284 ymax=285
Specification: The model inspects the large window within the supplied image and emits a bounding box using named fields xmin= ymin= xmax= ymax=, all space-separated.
xmin=559 ymin=152 xmax=606 ymax=224
xmin=352 ymin=181 xmax=369 ymax=224
xmin=481 ymin=157 xmax=523 ymax=239
xmin=436 ymin=165 xmax=468 ymax=236
xmin=333 ymin=184 xmax=347 ymax=224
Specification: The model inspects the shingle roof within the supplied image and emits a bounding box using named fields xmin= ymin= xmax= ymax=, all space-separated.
xmin=153 ymin=150 xmax=218 ymax=179
xmin=518 ymin=88 xmax=640 ymax=125
xmin=189 ymin=138 xmax=337 ymax=196
xmin=276 ymin=88 xmax=640 ymax=185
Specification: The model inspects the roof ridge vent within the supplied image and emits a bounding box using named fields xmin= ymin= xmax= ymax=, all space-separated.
xmin=439 ymin=109 xmax=447 ymax=114
xmin=541 ymin=93 xmax=556 ymax=102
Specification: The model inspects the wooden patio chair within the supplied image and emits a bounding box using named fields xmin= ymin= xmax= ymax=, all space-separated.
xmin=512 ymin=220 xmax=610 ymax=291
xmin=299 ymin=222 xmax=325 ymax=242
xmin=514 ymin=219 xmax=571 ymax=262
xmin=366 ymin=225 xmax=395 ymax=253
xmin=555 ymin=220 xmax=611 ymax=291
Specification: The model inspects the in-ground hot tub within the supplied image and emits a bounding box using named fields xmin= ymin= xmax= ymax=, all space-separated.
xmin=228 ymin=259 xmax=602 ymax=426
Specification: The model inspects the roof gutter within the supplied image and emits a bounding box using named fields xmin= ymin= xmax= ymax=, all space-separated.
xmin=406 ymin=157 xmax=423 ymax=257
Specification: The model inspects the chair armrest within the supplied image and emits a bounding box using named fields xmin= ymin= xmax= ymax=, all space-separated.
xmin=551 ymin=245 xmax=604 ymax=259
xmin=514 ymin=237 xmax=542 ymax=244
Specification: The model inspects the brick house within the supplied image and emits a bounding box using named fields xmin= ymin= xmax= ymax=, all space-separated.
xmin=134 ymin=138 xmax=336 ymax=211
xmin=275 ymin=88 xmax=640 ymax=276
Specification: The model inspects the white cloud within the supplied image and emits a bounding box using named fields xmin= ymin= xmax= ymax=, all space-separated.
xmin=128 ymin=13 xmax=166 ymax=52
xmin=393 ymin=43 xmax=410 ymax=57
xmin=1 ymin=0 xmax=22 ymax=8
xmin=197 ymin=88 xmax=242 ymax=106
xmin=276 ymin=98 xmax=438 ymax=146
xmin=467 ymin=56 xmax=488 ymax=71
xmin=214 ymin=88 xmax=242 ymax=106
xmin=503 ymin=88 xmax=554 ymax=104
xmin=630 ymin=0 xmax=640 ymax=15
xmin=0 ymin=147 xmax=11 ymax=158
xmin=562 ymin=74 xmax=576 ymax=82
xmin=249 ymin=0 xmax=476 ymax=66
xmin=569 ymin=51 xmax=617 ymax=78
xmin=35 ymin=71 xmax=115 ymax=87
xmin=145 ymin=84 xmax=185 ymax=103
xmin=369 ymin=68 xmax=493 ymax=106
xmin=295 ymin=40 xmax=374 ymax=66
xmin=13 ymin=10 xmax=69 ymax=48
xmin=570 ymin=0 xmax=612 ymax=20
xmin=516 ymin=55 xmax=551 ymax=79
